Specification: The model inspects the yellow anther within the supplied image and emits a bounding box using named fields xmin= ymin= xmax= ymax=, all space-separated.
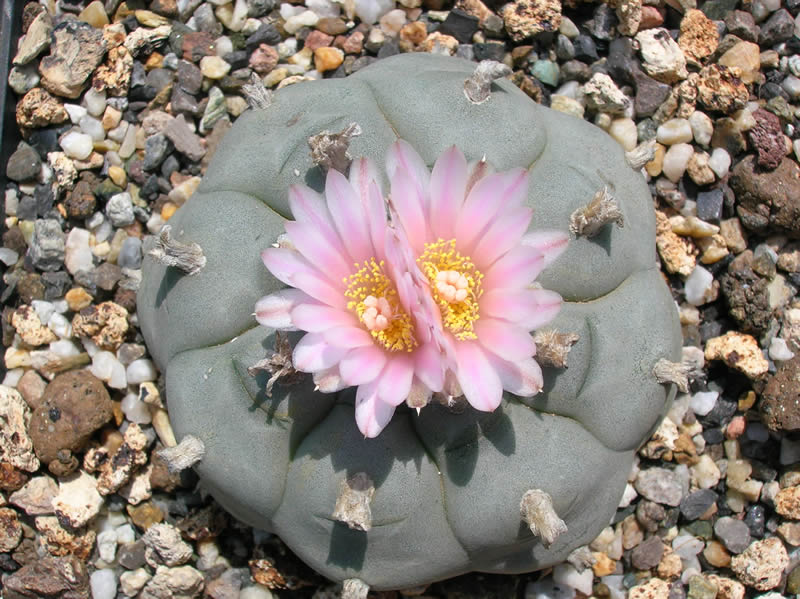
xmin=417 ymin=239 xmax=483 ymax=340
xmin=344 ymin=259 xmax=416 ymax=351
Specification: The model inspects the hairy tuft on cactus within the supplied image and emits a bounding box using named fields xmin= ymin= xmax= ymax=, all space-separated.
xmin=255 ymin=141 xmax=568 ymax=438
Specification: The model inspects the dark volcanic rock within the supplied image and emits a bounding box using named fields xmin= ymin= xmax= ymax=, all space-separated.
xmin=748 ymin=108 xmax=785 ymax=170
xmin=719 ymin=250 xmax=772 ymax=334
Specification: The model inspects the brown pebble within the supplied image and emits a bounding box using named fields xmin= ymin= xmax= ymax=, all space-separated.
xmin=249 ymin=44 xmax=279 ymax=75
xmin=16 ymin=369 xmax=47 ymax=411
xmin=28 ymin=371 xmax=113 ymax=466
xmin=400 ymin=21 xmax=428 ymax=45
xmin=304 ymin=30 xmax=334 ymax=51
xmin=65 ymin=287 xmax=93 ymax=311
xmin=128 ymin=501 xmax=165 ymax=530
xmin=314 ymin=46 xmax=344 ymax=73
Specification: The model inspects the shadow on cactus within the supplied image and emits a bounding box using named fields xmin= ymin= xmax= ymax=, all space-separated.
xmin=138 ymin=53 xmax=683 ymax=592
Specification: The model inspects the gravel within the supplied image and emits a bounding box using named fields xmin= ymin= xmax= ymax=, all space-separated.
xmin=4 ymin=0 xmax=800 ymax=596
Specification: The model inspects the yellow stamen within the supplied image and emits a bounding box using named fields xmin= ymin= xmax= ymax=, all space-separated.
xmin=417 ymin=239 xmax=483 ymax=340
xmin=344 ymin=258 xmax=416 ymax=352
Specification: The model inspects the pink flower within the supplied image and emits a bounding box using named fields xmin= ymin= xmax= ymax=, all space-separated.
xmin=255 ymin=142 xmax=568 ymax=438
xmin=384 ymin=140 xmax=568 ymax=413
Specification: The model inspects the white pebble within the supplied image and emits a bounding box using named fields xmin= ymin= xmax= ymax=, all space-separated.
xmin=794 ymin=139 xmax=800 ymax=163
xmin=81 ymin=336 xmax=100 ymax=358
xmin=688 ymin=111 xmax=713 ymax=147
xmin=121 ymin=392 xmax=152 ymax=424
xmin=49 ymin=339 xmax=81 ymax=359
xmin=770 ymin=337 xmax=795 ymax=361
xmin=353 ymin=0 xmax=394 ymax=24
xmin=690 ymin=390 xmax=718 ymax=416
xmin=215 ymin=36 xmax=233 ymax=58
xmin=657 ymin=118 xmax=693 ymax=145
xmin=65 ymin=228 xmax=94 ymax=274
xmin=126 ymin=359 xmax=157 ymax=384
xmin=146 ymin=213 xmax=165 ymax=234
xmin=525 ymin=578 xmax=576 ymax=599
xmin=79 ymin=115 xmax=105 ymax=142
xmin=240 ymin=585 xmax=277 ymax=599
xmin=600 ymin=576 xmax=626 ymax=599
xmin=5 ymin=189 xmax=18 ymax=216
xmin=96 ymin=529 xmax=118 ymax=563
xmin=3 ymin=369 xmax=24 ymax=387
xmin=554 ymin=80 xmax=581 ymax=99
xmin=379 ymin=8 xmax=407 ymax=35
xmin=90 ymin=569 xmax=117 ymax=599
xmin=0 ymin=250 xmax=18 ymax=268
xmin=684 ymin=265 xmax=714 ymax=306
xmin=107 ymin=121 xmax=129 ymax=143
xmin=277 ymin=39 xmax=298 ymax=59
xmin=608 ymin=118 xmax=637 ymax=151
xmin=672 ymin=534 xmax=704 ymax=559
xmin=279 ymin=3 xmax=304 ymax=18
xmin=63 ymin=103 xmax=87 ymax=124
xmin=306 ymin=0 xmax=340 ymax=17
xmin=618 ymin=483 xmax=638 ymax=508
xmin=662 ymin=143 xmax=694 ymax=183
xmin=31 ymin=300 xmax=54 ymax=324
xmin=59 ymin=131 xmax=94 ymax=160
xmin=83 ymin=88 xmax=107 ymax=117
xmin=283 ymin=10 xmax=319 ymax=34
xmin=119 ymin=124 xmax=137 ymax=159
xmin=109 ymin=359 xmax=127 ymax=389
xmin=708 ymin=147 xmax=731 ymax=179
xmin=48 ymin=312 xmax=72 ymax=338
xmin=552 ymin=563 xmax=593 ymax=596
xmin=91 ymin=351 xmax=117 ymax=380
xmin=116 ymin=523 xmax=136 ymax=544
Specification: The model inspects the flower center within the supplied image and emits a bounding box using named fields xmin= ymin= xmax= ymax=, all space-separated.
xmin=344 ymin=258 xmax=416 ymax=352
xmin=417 ymin=239 xmax=483 ymax=340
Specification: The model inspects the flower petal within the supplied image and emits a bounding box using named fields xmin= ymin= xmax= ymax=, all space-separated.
xmin=390 ymin=167 xmax=428 ymax=253
xmin=254 ymin=289 xmax=309 ymax=329
xmin=355 ymin=380 xmax=396 ymax=438
xmin=284 ymin=221 xmax=351 ymax=280
xmin=261 ymin=248 xmax=345 ymax=307
xmin=366 ymin=181 xmax=389 ymax=259
xmin=487 ymin=354 xmax=543 ymax=397
xmin=386 ymin=140 xmax=430 ymax=191
xmin=413 ymin=341 xmax=445 ymax=392
xmin=482 ymin=246 xmax=546 ymax=290
xmin=292 ymin=332 xmax=348 ymax=372
xmin=339 ymin=345 xmax=387 ymax=386
xmin=349 ymin=157 xmax=383 ymax=201
xmin=325 ymin=169 xmax=373 ymax=262
xmin=521 ymin=230 xmax=570 ymax=267
xmin=472 ymin=206 xmax=534 ymax=268
xmin=288 ymin=184 xmax=347 ymax=256
xmin=474 ymin=318 xmax=537 ymax=361
xmin=314 ymin=366 xmax=347 ymax=393
xmin=454 ymin=168 xmax=529 ymax=252
xmin=455 ymin=340 xmax=503 ymax=411
xmin=322 ymin=326 xmax=375 ymax=349
xmin=376 ymin=354 xmax=414 ymax=406
xmin=481 ymin=288 xmax=563 ymax=330
xmin=290 ymin=303 xmax=355 ymax=332
xmin=428 ymin=146 xmax=468 ymax=240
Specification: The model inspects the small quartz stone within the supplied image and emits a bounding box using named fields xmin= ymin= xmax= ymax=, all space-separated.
xmin=635 ymin=467 xmax=684 ymax=506
xmin=719 ymin=42 xmax=761 ymax=85
xmin=657 ymin=118 xmax=693 ymax=145
xmin=59 ymin=132 xmax=93 ymax=161
xmin=689 ymin=111 xmax=713 ymax=147
xmin=708 ymin=148 xmax=731 ymax=178
xmin=662 ymin=143 xmax=694 ymax=183
xmin=200 ymin=56 xmax=231 ymax=79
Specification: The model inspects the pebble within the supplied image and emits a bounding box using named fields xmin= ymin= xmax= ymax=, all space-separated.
xmin=759 ymin=8 xmax=795 ymax=45
xmin=39 ymin=21 xmax=105 ymax=99
xmin=3 ymin=556 xmax=89 ymax=598
xmin=59 ymin=131 xmax=93 ymax=161
xmin=680 ymin=489 xmax=717 ymax=519
xmin=552 ymin=563 xmax=593 ymax=595
xmin=705 ymin=332 xmax=769 ymax=379
xmin=708 ymin=148 xmax=731 ymax=178
xmin=91 ymin=351 xmax=128 ymax=389
xmin=690 ymin=390 xmax=718 ymax=416
xmin=730 ymin=538 xmax=788 ymax=590
xmin=635 ymin=467 xmax=684 ymax=506
xmin=663 ymin=143 xmax=694 ymax=183
xmin=629 ymin=577 xmax=670 ymax=599
xmin=678 ymin=9 xmax=719 ymax=65
xmin=314 ymin=47 xmax=344 ymax=73
xmin=608 ymin=118 xmax=637 ymax=151
xmin=714 ymin=517 xmax=751 ymax=553
xmin=657 ymin=119 xmax=693 ymax=145
xmin=691 ymin=454 xmax=722 ymax=489
xmin=6 ymin=142 xmax=42 ymax=182
xmin=719 ymin=42 xmax=761 ymax=85
xmin=65 ymin=228 xmax=93 ymax=275
xmin=689 ymin=112 xmax=713 ymax=147
xmin=199 ymin=56 xmax=231 ymax=79
xmin=106 ymin=192 xmax=135 ymax=227
xmin=27 ymin=371 xmax=112 ymax=470
xmin=90 ymin=568 xmax=118 ymax=599
xmin=13 ymin=10 xmax=53 ymax=66
xmin=284 ymin=9 xmax=320 ymax=33
xmin=636 ymin=28 xmax=688 ymax=84
xmin=52 ymin=470 xmax=103 ymax=528
xmin=28 ymin=219 xmax=66 ymax=272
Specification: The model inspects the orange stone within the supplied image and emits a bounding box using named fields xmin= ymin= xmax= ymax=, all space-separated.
xmin=314 ymin=46 xmax=344 ymax=73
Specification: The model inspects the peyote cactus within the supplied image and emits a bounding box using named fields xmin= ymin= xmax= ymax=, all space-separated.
xmin=137 ymin=53 xmax=682 ymax=591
